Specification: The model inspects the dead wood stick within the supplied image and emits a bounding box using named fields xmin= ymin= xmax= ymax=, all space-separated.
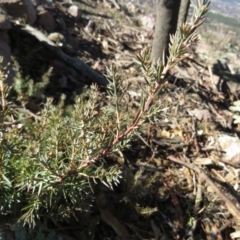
xmin=56 ymin=50 xmax=108 ymax=86
xmin=18 ymin=24 xmax=108 ymax=87
xmin=168 ymin=155 xmax=240 ymax=222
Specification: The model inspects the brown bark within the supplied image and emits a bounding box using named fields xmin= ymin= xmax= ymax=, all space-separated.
xmin=151 ymin=0 xmax=181 ymax=62
xmin=177 ymin=0 xmax=190 ymax=29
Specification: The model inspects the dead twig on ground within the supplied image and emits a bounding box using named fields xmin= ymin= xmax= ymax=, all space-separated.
xmin=16 ymin=24 xmax=108 ymax=87
xmin=167 ymin=155 xmax=240 ymax=222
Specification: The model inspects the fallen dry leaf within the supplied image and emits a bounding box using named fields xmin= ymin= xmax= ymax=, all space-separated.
xmin=218 ymin=134 xmax=240 ymax=167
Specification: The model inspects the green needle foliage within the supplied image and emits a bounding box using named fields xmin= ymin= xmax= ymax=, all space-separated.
xmin=1 ymin=87 xmax=126 ymax=226
xmin=0 ymin=0 xmax=210 ymax=227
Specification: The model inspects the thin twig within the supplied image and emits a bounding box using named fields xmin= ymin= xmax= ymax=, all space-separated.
xmin=167 ymin=155 xmax=240 ymax=222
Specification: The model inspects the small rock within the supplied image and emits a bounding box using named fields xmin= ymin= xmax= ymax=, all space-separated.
xmin=48 ymin=32 xmax=65 ymax=46
xmin=37 ymin=9 xmax=55 ymax=32
xmin=68 ymin=5 xmax=81 ymax=22
xmin=3 ymin=0 xmax=37 ymax=24
xmin=0 ymin=7 xmax=11 ymax=30
xmin=0 ymin=30 xmax=11 ymax=45
xmin=140 ymin=15 xmax=155 ymax=30
xmin=25 ymin=0 xmax=37 ymax=24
